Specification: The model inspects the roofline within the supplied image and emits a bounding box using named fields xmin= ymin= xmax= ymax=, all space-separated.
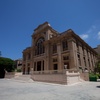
xmin=70 ymin=30 xmax=98 ymax=54
xmin=34 ymin=22 xmax=49 ymax=31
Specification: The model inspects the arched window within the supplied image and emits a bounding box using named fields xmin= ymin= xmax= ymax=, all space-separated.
xmin=35 ymin=37 xmax=45 ymax=55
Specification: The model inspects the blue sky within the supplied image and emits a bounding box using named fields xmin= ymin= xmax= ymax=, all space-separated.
xmin=0 ymin=0 xmax=100 ymax=60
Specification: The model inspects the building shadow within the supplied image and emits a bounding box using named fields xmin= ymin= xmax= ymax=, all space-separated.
xmin=0 ymin=67 xmax=5 ymax=78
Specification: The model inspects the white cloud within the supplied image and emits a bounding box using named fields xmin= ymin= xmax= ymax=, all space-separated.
xmin=86 ymin=25 xmax=96 ymax=34
xmin=98 ymin=31 xmax=100 ymax=39
xmin=80 ymin=34 xmax=89 ymax=40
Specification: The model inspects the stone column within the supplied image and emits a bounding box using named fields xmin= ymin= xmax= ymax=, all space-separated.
xmin=36 ymin=61 xmax=37 ymax=71
xmin=79 ymin=45 xmax=84 ymax=69
xmin=88 ymin=51 xmax=92 ymax=71
xmin=45 ymin=43 xmax=50 ymax=70
xmin=25 ymin=63 xmax=28 ymax=74
xmin=41 ymin=60 xmax=43 ymax=71
xmin=84 ymin=49 xmax=89 ymax=69
xmin=44 ymin=59 xmax=47 ymax=70
xmin=91 ymin=53 xmax=94 ymax=71
xmin=68 ymin=39 xmax=77 ymax=69
xmin=57 ymin=43 xmax=62 ymax=70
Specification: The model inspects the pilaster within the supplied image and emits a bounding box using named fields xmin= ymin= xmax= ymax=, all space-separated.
xmin=79 ymin=45 xmax=84 ymax=69
xmin=57 ymin=42 xmax=62 ymax=70
xmin=68 ymin=39 xmax=77 ymax=69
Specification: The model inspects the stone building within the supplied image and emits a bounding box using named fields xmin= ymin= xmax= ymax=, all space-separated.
xmin=94 ymin=45 xmax=100 ymax=55
xmin=22 ymin=22 xmax=97 ymax=83
xmin=94 ymin=45 xmax=100 ymax=60
xmin=14 ymin=58 xmax=22 ymax=70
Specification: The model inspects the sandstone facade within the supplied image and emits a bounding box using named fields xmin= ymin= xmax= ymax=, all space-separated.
xmin=22 ymin=22 xmax=97 ymax=76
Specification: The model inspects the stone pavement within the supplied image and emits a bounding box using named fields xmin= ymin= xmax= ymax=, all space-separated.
xmin=0 ymin=78 xmax=100 ymax=100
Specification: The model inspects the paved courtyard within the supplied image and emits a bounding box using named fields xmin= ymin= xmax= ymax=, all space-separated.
xmin=0 ymin=78 xmax=100 ymax=100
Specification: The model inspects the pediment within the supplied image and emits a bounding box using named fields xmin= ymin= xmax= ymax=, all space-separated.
xmin=34 ymin=22 xmax=50 ymax=34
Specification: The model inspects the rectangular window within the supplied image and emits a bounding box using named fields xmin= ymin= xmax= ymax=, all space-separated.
xmin=88 ymin=59 xmax=90 ymax=67
xmin=53 ymin=58 xmax=57 ymax=62
xmin=64 ymin=62 xmax=69 ymax=69
xmin=53 ymin=64 xmax=58 ymax=70
xmin=63 ymin=56 xmax=69 ymax=60
xmin=18 ymin=64 xmax=22 ymax=66
xmin=62 ymin=41 xmax=68 ymax=51
xmin=76 ymin=43 xmax=79 ymax=52
xmin=83 ymin=57 xmax=86 ymax=66
xmin=52 ymin=44 xmax=57 ymax=53
xmin=23 ymin=55 xmax=26 ymax=61
xmin=82 ymin=47 xmax=85 ymax=55
xmin=27 ymin=63 xmax=30 ymax=66
xmin=78 ymin=54 xmax=81 ymax=66
xmin=28 ymin=53 xmax=31 ymax=60
xmin=34 ymin=62 xmax=36 ymax=71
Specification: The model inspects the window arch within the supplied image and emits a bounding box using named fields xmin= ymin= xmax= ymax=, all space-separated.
xmin=35 ymin=37 xmax=45 ymax=55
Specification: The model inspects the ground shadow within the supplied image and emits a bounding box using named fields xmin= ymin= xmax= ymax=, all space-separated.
xmin=96 ymin=86 xmax=100 ymax=88
xmin=0 ymin=67 xmax=5 ymax=78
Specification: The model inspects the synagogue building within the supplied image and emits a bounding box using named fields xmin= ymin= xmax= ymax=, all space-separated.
xmin=22 ymin=22 xmax=97 ymax=84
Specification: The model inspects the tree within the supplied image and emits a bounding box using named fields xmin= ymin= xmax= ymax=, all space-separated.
xmin=0 ymin=51 xmax=1 ymax=57
xmin=95 ymin=61 xmax=100 ymax=74
xmin=0 ymin=57 xmax=15 ymax=72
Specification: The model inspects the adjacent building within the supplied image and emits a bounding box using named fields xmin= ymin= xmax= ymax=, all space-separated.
xmin=94 ymin=45 xmax=100 ymax=60
xmin=14 ymin=58 xmax=22 ymax=70
xmin=22 ymin=22 xmax=97 ymax=76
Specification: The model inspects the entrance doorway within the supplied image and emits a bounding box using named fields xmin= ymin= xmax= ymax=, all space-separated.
xmin=27 ymin=67 xmax=30 ymax=74
xmin=53 ymin=64 xmax=58 ymax=70
xmin=37 ymin=61 xmax=41 ymax=71
xmin=23 ymin=67 xmax=25 ymax=74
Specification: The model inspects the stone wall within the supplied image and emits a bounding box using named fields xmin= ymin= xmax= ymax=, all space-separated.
xmin=31 ymin=74 xmax=67 ymax=84
xmin=5 ymin=72 xmax=22 ymax=79
xmin=80 ymin=72 xmax=89 ymax=81
xmin=31 ymin=70 xmax=81 ymax=85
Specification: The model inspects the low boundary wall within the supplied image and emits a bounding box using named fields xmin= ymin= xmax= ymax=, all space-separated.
xmin=31 ymin=70 xmax=80 ymax=85
xmin=5 ymin=72 xmax=22 ymax=78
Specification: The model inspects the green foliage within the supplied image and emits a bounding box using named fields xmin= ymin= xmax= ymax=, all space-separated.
xmin=96 ymin=73 xmax=100 ymax=79
xmin=94 ymin=60 xmax=100 ymax=74
xmin=16 ymin=69 xmax=22 ymax=72
xmin=89 ymin=73 xmax=100 ymax=81
xmin=0 ymin=57 xmax=15 ymax=72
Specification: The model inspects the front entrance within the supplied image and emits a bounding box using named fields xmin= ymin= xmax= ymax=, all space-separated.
xmin=53 ymin=64 xmax=58 ymax=70
xmin=23 ymin=67 xmax=25 ymax=74
xmin=27 ymin=67 xmax=30 ymax=74
xmin=37 ymin=61 xmax=41 ymax=71
xmin=34 ymin=60 xmax=44 ymax=71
